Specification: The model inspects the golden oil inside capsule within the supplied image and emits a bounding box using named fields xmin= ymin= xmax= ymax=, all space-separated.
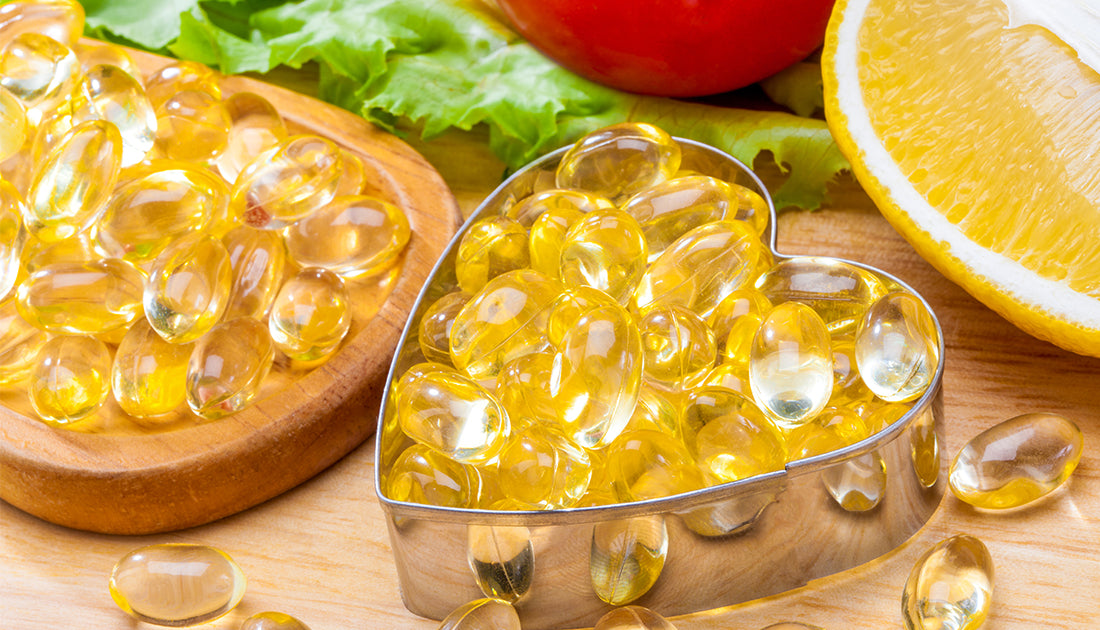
xmin=855 ymin=291 xmax=939 ymax=403
xmin=902 ymin=535 xmax=993 ymax=630
xmin=185 ymin=317 xmax=274 ymax=419
xmin=73 ymin=63 xmax=156 ymax=166
xmin=111 ymin=318 xmax=191 ymax=418
xmin=682 ymin=387 xmax=786 ymax=483
xmin=708 ymin=288 xmax=771 ymax=365
xmin=109 ymin=543 xmax=246 ymax=627
xmin=749 ymin=302 xmax=834 ymax=429
xmin=417 ymin=291 xmax=468 ymax=365
xmin=387 ymin=443 xmax=477 ymax=508
xmin=823 ymin=450 xmax=887 ymax=512
xmin=559 ymin=208 xmax=648 ymax=304
xmin=26 ymin=119 xmax=122 ymax=242
xmin=395 ymin=367 xmax=510 ymax=464
xmin=154 ymin=89 xmax=231 ymax=163
xmin=638 ymin=305 xmax=716 ymax=391
xmin=590 ymin=515 xmax=668 ymax=606
xmin=756 ymin=257 xmax=888 ymax=334
xmin=0 ymin=0 xmax=85 ymax=50
xmin=551 ymin=302 xmax=643 ymax=449
xmin=593 ymin=605 xmax=678 ymax=630
xmin=16 ymin=258 xmax=145 ymax=335
xmin=606 ymin=429 xmax=706 ymax=502
xmin=498 ymin=424 xmax=591 ymax=508
xmin=786 ymin=406 xmax=870 ymax=461
xmin=144 ymin=233 xmax=232 ymax=344
xmin=22 ymin=229 xmax=97 ymax=271
xmin=27 ymin=102 xmax=72 ymax=167
xmin=555 ymin=122 xmax=681 ymax=203
xmin=625 ymin=384 xmax=682 ymax=438
xmin=0 ymin=179 xmax=27 ymax=299
xmin=215 ymin=91 xmax=287 ymax=183
xmin=74 ymin=41 xmax=141 ymax=79
xmin=0 ymin=86 xmax=27 ymax=162
xmin=454 ymin=215 xmax=529 ymax=294
xmin=28 ymin=334 xmax=112 ymax=426
xmin=143 ymin=60 xmax=222 ymax=107
xmin=700 ymin=361 xmax=750 ymax=395
xmin=437 ymin=598 xmax=520 ymax=630
xmin=495 ymin=351 xmax=557 ymax=426
xmin=230 ymin=134 xmax=342 ymax=229
xmin=830 ymin=333 xmax=875 ymax=407
xmin=632 ymin=220 xmax=765 ymax=318
xmin=221 ymin=225 xmax=284 ymax=321
xmin=507 ymin=187 xmax=613 ymax=227
xmin=0 ymin=299 xmax=47 ymax=386
xmin=545 ymin=284 xmax=616 ymax=348
xmin=466 ymin=524 xmax=533 ymax=603
xmin=0 ymin=32 xmax=80 ymax=120
xmin=283 ymin=194 xmax=410 ymax=279
xmin=528 ymin=203 xmax=583 ymax=280
xmin=268 ymin=267 xmax=352 ymax=365
xmin=97 ymin=164 xmax=227 ymax=263
xmin=949 ymin=412 xmax=1083 ymax=510
xmin=240 ymin=612 xmax=312 ymax=630
xmin=448 ymin=268 xmax=559 ymax=382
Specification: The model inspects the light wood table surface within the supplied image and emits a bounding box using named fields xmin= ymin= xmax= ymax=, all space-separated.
xmin=3 ymin=128 xmax=1098 ymax=630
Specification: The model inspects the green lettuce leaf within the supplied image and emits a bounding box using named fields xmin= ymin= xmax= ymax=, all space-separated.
xmin=79 ymin=0 xmax=848 ymax=210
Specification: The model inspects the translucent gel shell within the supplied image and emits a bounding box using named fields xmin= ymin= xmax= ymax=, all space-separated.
xmin=507 ymin=188 xmax=613 ymax=227
xmin=283 ymin=194 xmax=410 ymax=278
xmin=902 ymin=535 xmax=993 ymax=630
xmin=27 ymin=334 xmax=112 ymax=425
xmin=590 ymin=516 xmax=668 ymax=606
xmin=559 ymin=208 xmax=649 ymax=304
xmin=221 ymin=225 xmax=285 ymax=321
xmin=387 ymin=443 xmax=478 ymax=508
xmin=682 ymin=387 xmax=786 ymax=482
xmin=0 ymin=298 xmax=46 ymax=386
xmin=498 ymin=424 xmax=591 ymax=508
xmin=143 ymin=60 xmax=222 ymax=107
xmin=606 ymin=429 xmax=706 ymax=502
xmin=528 ymin=203 xmax=583 ymax=280
xmin=144 ymin=233 xmax=232 ymax=344
xmin=0 ymin=86 xmax=27 ymax=162
xmin=437 ymin=598 xmax=520 ymax=630
xmin=417 ymin=291 xmax=469 ymax=365
xmin=74 ymin=63 xmax=156 ymax=166
xmin=949 ymin=412 xmax=1083 ymax=509
xmin=707 ymin=287 xmax=772 ymax=364
xmin=215 ymin=91 xmax=287 ymax=183
xmin=154 ymin=89 xmax=231 ymax=162
xmin=74 ymin=41 xmax=141 ymax=79
xmin=185 ymin=317 xmax=274 ymax=419
xmin=268 ymin=267 xmax=352 ymax=364
xmin=545 ymin=285 xmax=617 ymax=348
xmin=240 ymin=612 xmax=312 ymax=630
xmin=112 ymin=318 xmax=192 ymax=418
xmin=556 ymin=122 xmax=681 ymax=203
xmin=230 ymin=134 xmax=342 ymax=229
xmin=0 ymin=32 xmax=79 ymax=119
xmin=454 ymin=215 xmax=529 ymax=294
xmin=855 ymin=291 xmax=939 ymax=403
xmin=16 ymin=258 xmax=145 ymax=335
xmin=786 ymin=406 xmax=871 ymax=462
xmin=749 ymin=302 xmax=834 ymax=429
xmin=593 ymin=605 xmax=679 ymax=630
xmin=0 ymin=179 xmax=27 ymax=299
xmin=0 ymin=0 xmax=85 ymax=50
xmin=756 ymin=257 xmax=888 ymax=334
xmin=638 ymin=305 xmax=717 ymax=391
xmin=495 ymin=351 xmax=557 ymax=426
xmin=396 ymin=367 xmax=510 ymax=464
xmin=466 ymin=524 xmax=534 ymax=602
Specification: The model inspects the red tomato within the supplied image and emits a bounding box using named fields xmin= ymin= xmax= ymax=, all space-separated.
xmin=496 ymin=0 xmax=835 ymax=97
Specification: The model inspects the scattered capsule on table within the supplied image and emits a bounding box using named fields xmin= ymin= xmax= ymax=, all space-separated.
xmin=855 ymin=291 xmax=939 ymax=403
xmin=466 ymin=524 xmax=534 ymax=602
xmin=556 ymin=122 xmax=681 ymax=203
xmin=143 ymin=60 xmax=222 ymax=107
xmin=214 ymin=91 xmax=287 ymax=183
xmin=283 ymin=194 xmax=410 ymax=278
xmin=73 ymin=63 xmax=156 ymax=165
xmin=559 ymin=208 xmax=648 ymax=304
xmin=495 ymin=351 xmax=557 ymax=426
xmin=455 ymin=215 xmax=529 ymax=294
xmin=590 ymin=515 xmax=668 ymax=605
xmin=0 ymin=179 xmax=27 ymax=299
xmin=144 ymin=232 xmax=232 ymax=344
xmin=498 ymin=423 xmax=591 ymax=508
xmin=27 ymin=335 xmax=112 ymax=426
xmin=545 ymin=284 xmax=617 ymax=347
xmin=387 ymin=443 xmax=479 ymax=508
xmin=0 ymin=299 xmax=47 ymax=386
xmin=0 ymin=0 xmax=85 ymax=50
xmin=0 ymin=86 xmax=26 ymax=162
xmin=16 ymin=258 xmax=145 ymax=335
xmin=25 ymin=119 xmax=122 ymax=242
xmin=154 ymin=89 xmax=231 ymax=162
xmin=823 ymin=449 xmax=887 ymax=512
xmin=638 ymin=305 xmax=716 ymax=392
xmin=606 ymin=429 xmax=706 ymax=502
xmin=109 ymin=543 xmax=246 ymax=627
xmin=528 ymin=202 xmax=583 ymax=279
xmin=0 ymin=32 xmax=80 ymax=121
xmin=902 ymin=535 xmax=993 ymax=630
xmin=749 ymin=302 xmax=834 ymax=428
xmin=682 ymin=387 xmax=786 ymax=482
xmin=268 ymin=267 xmax=352 ymax=365
xmin=707 ymin=287 xmax=771 ymax=364
xmin=230 ymin=134 xmax=342 ymax=229
xmin=240 ymin=612 xmax=312 ymax=630
xmin=593 ymin=605 xmax=679 ymax=630
xmin=221 ymin=225 xmax=285 ymax=320
xmin=111 ymin=318 xmax=192 ymax=419
xmin=437 ymin=598 xmax=521 ymax=630
xmin=507 ymin=187 xmax=613 ymax=227
xmin=417 ymin=291 xmax=469 ymax=365
xmin=949 ymin=412 xmax=1083 ymax=509
xmin=756 ymin=257 xmax=888 ymax=334
xmin=185 ymin=317 xmax=274 ymax=419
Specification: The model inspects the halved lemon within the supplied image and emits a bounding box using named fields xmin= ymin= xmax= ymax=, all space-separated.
xmin=822 ymin=0 xmax=1100 ymax=356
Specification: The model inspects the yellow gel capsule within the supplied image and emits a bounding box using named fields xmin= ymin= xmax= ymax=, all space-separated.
xmin=593 ymin=605 xmax=679 ymax=630
xmin=467 ymin=524 xmax=533 ymax=602
xmin=16 ymin=258 xmax=145 ymax=335
xmin=334 ymin=148 xmax=365 ymax=196
xmin=0 ymin=179 xmax=27 ymax=299
xmin=0 ymin=299 xmax=47 ymax=386
xmin=855 ymin=291 xmax=940 ymax=403
xmin=902 ymin=535 xmax=993 ymax=630
xmin=112 ymin=318 xmax=191 ymax=418
xmin=607 ymin=429 xmax=706 ymax=502
xmin=0 ymin=0 xmax=84 ymax=50
xmin=230 ymin=134 xmax=342 ymax=229
xmin=707 ymin=287 xmax=772 ymax=364
xmin=387 ymin=443 xmax=478 ymax=508
xmin=528 ymin=203 xmax=583 ymax=279
xmin=633 ymin=220 xmax=766 ymax=318
xmin=786 ymin=406 xmax=871 ymax=461
xmin=559 ymin=208 xmax=648 ymax=304
xmin=625 ymin=384 xmax=682 ymax=437
xmin=949 ymin=412 xmax=1083 ymax=510
xmin=0 ymin=32 xmax=79 ymax=120
xmin=27 ymin=101 xmax=72 ymax=166
xmin=749 ymin=302 xmax=834 ymax=429
xmin=417 ymin=291 xmax=469 ymax=365
xmin=73 ymin=64 xmax=156 ymax=166
xmin=154 ymin=89 xmax=231 ymax=163
xmin=830 ymin=334 xmax=875 ymax=407
xmin=552 ymin=302 xmax=643 ymax=449
xmin=556 ymin=122 xmax=681 ymax=203
xmin=240 ymin=612 xmax=311 ymax=630
xmin=109 ymin=543 xmax=246 ymax=627
xmin=283 ymin=194 xmax=410 ymax=278
xmin=396 ymin=367 xmax=510 ymax=464
xmin=268 ymin=267 xmax=352 ymax=365
xmin=25 ymin=119 xmax=122 ymax=242
xmin=454 ymin=215 xmax=529 ymax=294
xmin=437 ymin=598 xmax=520 ymax=630
xmin=27 ymin=335 xmax=111 ymax=426
xmin=507 ymin=187 xmax=613 ymax=227
xmin=498 ymin=424 xmax=591 ymax=508
xmin=864 ymin=401 xmax=911 ymax=432
xmin=682 ymin=387 xmax=786 ymax=483
xmin=74 ymin=41 xmax=141 ymax=79
xmin=97 ymin=164 xmax=228 ymax=263
xmin=638 ymin=305 xmax=716 ymax=391
xmin=145 ymin=233 xmax=232 ymax=344
xmin=756 ymin=257 xmax=888 ymax=334
xmin=22 ymin=229 xmax=97 ymax=271
xmin=449 ymin=268 xmax=559 ymax=381
xmin=495 ymin=351 xmax=557 ymax=425
xmin=823 ymin=450 xmax=887 ymax=512
xmin=186 ymin=317 xmax=274 ymax=419
xmin=590 ymin=516 xmax=668 ymax=606
xmin=214 ymin=91 xmax=287 ymax=183
xmin=700 ymin=362 xmax=751 ymax=395
xmin=222 ymin=225 xmax=285 ymax=320
xmin=0 ymin=86 xmax=27 ymax=162
xmin=545 ymin=284 xmax=617 ymax=348
xmin=143 ymin=60 xmax=221 ymax=107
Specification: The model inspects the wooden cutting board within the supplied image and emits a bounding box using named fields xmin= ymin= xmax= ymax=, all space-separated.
xmin=3 ymin=127 xmax=1098 ymax=628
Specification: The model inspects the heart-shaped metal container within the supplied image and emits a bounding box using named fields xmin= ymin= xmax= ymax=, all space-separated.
xmin=374 ymin=138 xmax=945 ymax=629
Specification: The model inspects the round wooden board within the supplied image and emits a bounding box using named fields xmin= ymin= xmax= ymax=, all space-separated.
xmin=0 ymin=44 xmax=462 ymax=535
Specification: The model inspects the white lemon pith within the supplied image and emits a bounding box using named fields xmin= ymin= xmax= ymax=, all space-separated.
xmin=823 ymin=0 xmax=1100 ymax=357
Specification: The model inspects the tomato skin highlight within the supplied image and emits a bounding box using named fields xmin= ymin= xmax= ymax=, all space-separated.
xmin=496 ymin=0 xmax=836 ymax=97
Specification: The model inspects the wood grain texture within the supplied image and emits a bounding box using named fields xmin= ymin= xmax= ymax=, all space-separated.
xmin=0 ymin=46 xmax=461 ymax=535
xmin=3 ymin=128 xmax=1098 ymax=629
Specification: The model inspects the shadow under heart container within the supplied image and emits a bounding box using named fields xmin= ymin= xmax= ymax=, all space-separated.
xmin=375 ymin=125 xmax=946 ymax=629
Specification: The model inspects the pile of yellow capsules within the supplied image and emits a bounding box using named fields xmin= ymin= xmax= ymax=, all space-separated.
xmin=0 ymin=0 xmax=409 ymax=427
xmin=385 ymin=121 xmax=941 ymax=510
